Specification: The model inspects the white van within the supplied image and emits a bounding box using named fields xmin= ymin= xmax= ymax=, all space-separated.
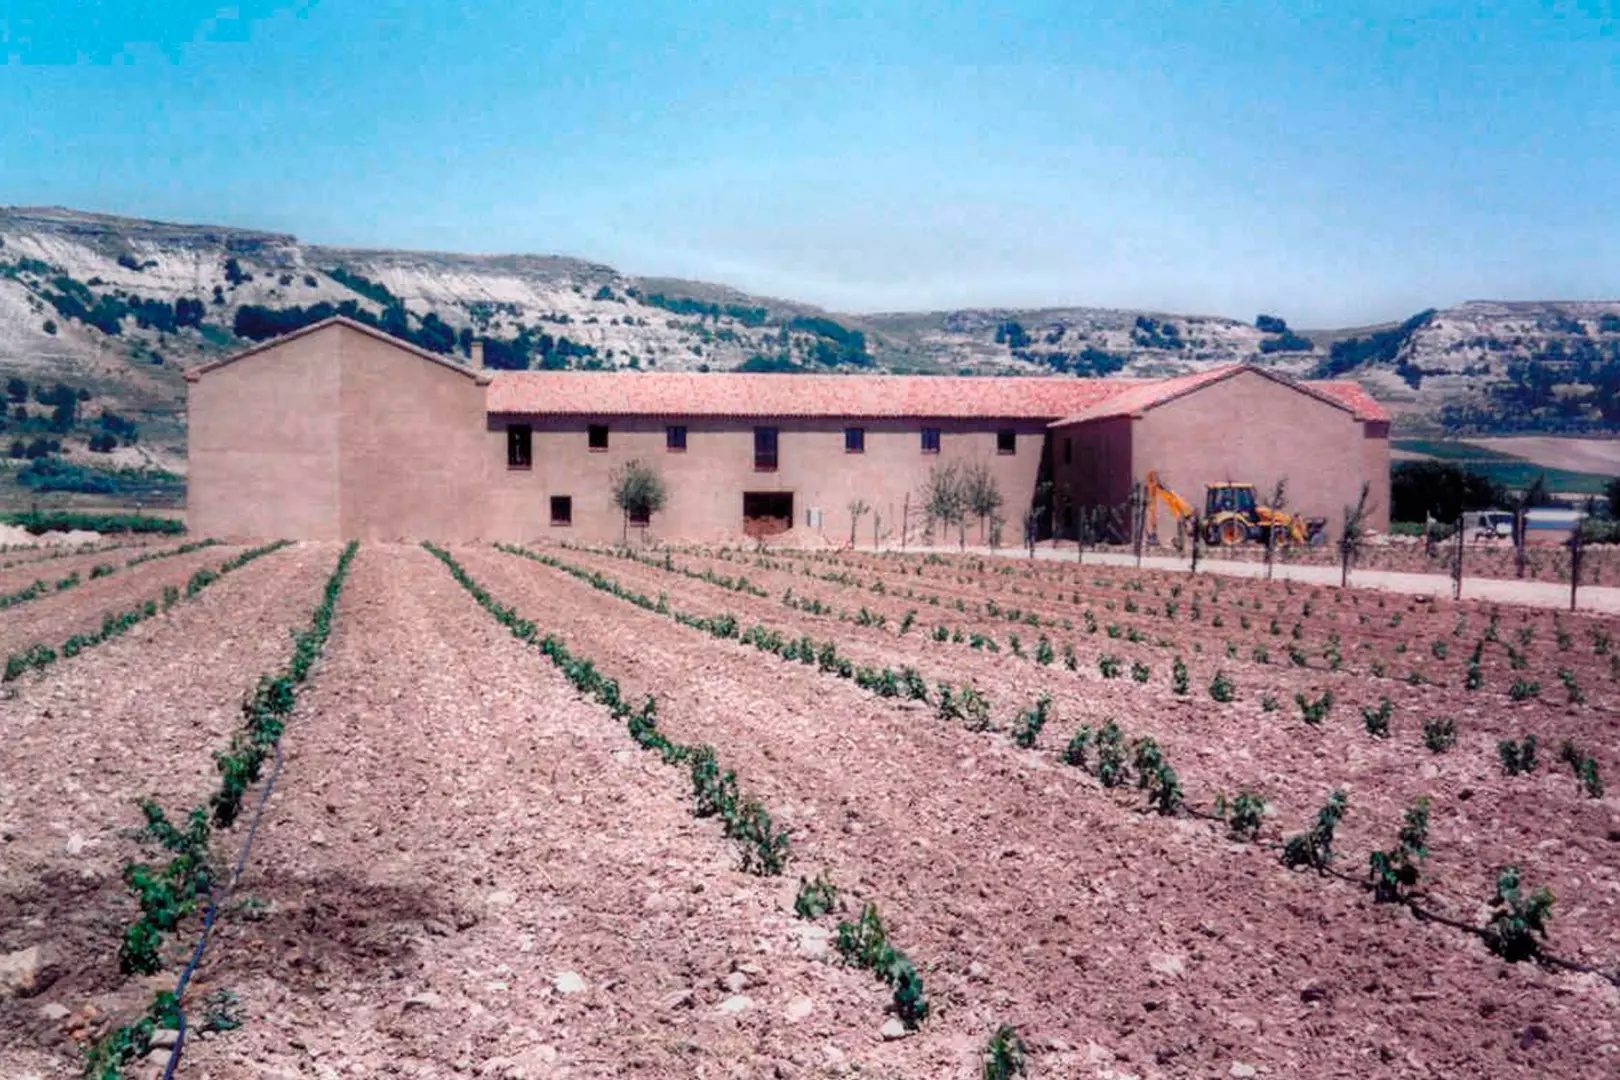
xmin=1461 ymin=510 xmax=1514 ymax=540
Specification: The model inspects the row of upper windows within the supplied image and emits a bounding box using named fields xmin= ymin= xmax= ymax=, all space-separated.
xmin=507 ymin=424 xmax=1018 ymax=469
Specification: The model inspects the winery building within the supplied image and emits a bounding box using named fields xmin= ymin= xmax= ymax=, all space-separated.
xmin=186 ymin=317 xmax=1390 ymax=544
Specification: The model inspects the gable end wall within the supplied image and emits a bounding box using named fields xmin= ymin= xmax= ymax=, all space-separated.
xmin=1132 ymin=368 xmax=1388 ymax=535
xmin=186 ymin=328 xmax=342 ymax=540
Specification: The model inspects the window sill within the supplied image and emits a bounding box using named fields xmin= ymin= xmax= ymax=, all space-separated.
xmin=845 ymin=449 xmax=864 ymax=455
xmin=588 ymin=447 xmax=609 ymax=453
xmin=507 ymin=464 xmax=532 ymax=471
xmin=754 ymin=465 xmax=779 ymax=473
xmin=550 ymin=521 xmax=572 ymax=527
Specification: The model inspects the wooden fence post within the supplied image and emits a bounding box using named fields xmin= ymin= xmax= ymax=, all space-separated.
xmin=1569 ymin=528 xmax=1583 ymax=612
xmin=1452 ymin=516 xmax=1464 ymax=600
xmin=1131 ymin=484 xmax=1145 ymax=570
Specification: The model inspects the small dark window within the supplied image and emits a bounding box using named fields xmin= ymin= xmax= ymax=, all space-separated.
xmin=588 ymin=424 xmax=609 ymax=451
xmin=666 ymin=424 xmax=687 ymax=452
xmin=921 ymin=427 xmax=941 ymax=454
xmin=507 ymin=424 xmax=532 ymax=469
xmin=550 ymin=495 xmax=572 ymax=525
xmin=997 ymin=429 xmax=1017 ymax=455
xmin=844 ymin=426 xmax=865 ymax=454
xmin=1063 ymin=437 xmax=1072 ymax=464
xmin=754 ymin=426 xmax=778 ymax=471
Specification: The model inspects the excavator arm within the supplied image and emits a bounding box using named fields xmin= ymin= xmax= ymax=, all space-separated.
xmin=1144 ymin=470 xmax=1195 ymax=544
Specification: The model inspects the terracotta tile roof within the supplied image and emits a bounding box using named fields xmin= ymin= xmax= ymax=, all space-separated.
xmin=198 ymin=321 xmax=1389 ymax=424
xmin=1048 ymin=364 xmax=1391 ymax=424
xmin=1314 ymin=380 xmax=1391 ymax=422
xmin=1046 ymin=365 xmax=1242 ymax=425
xmin=486 ymin=371 xmax=1143 ymax=420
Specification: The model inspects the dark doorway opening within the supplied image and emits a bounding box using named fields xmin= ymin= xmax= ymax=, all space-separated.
xmin=743 ymin=491 xmax=794 ymax=538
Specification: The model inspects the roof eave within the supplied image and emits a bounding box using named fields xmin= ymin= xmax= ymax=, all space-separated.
xmin=490 ymin=408 xmax=1067 ymax=422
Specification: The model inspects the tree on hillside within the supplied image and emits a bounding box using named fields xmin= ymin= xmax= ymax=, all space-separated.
xmin=1506 ymin=471 xmax=1554 ymax=578
xmin=1517 ymin=472 xmax=1551 ymax=510
xmin=1604 ymin=475 xmax=1620 ymax=521
xmin=611 ymin=458 xmax=667 ymax=544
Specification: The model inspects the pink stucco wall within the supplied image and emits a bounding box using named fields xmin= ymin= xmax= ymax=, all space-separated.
xmin=187 ymin=326 xmax=343 ymax=540
xmin=1053 ymin=416 xmax=1133 ymax=529
xmin=484 ymin=417 xmax=1048 ymax=546
xmin=337 ymin=328 xmax=490 ymax=540
xmin=187 ymin=323 xmax=489 ymax=541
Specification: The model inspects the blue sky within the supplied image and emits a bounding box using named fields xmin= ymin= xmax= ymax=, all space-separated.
xmin=2 ymin=1 xmax=1615 ymax=325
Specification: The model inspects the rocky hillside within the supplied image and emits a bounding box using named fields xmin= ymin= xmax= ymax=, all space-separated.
xmin=1 ymin=206 xmax=1616 ymax=479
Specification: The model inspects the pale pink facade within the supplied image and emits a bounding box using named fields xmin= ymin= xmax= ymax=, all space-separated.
xmin=188 ymin=321 xmax=490 ymax=540
xmin=486 ymin=416 xmax=1046 ymax=545
xmin=187 ymin=318 xmax=1391 ymax=544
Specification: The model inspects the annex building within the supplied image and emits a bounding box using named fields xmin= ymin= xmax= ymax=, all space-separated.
xmin=186 ymin=317 xmax=1390 ymax=544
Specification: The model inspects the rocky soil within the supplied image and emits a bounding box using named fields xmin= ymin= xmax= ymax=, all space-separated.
xmin=0 ymin=540 xmax=160 ymax=595
xmin=460 ymin=544 xmax=1620 ymax=1078
xmin=539 ymin=544 xmax=1620 ymax=963
xmin=2 ymin=541 xmax=1614 ymax=1079
xmin=178 ymin=545 xmax=886 ymax=1080
xmin=0 ymin=544 xmax=247 ymax=659
xmin=0 ymin=542 xmax=331 ymax=1076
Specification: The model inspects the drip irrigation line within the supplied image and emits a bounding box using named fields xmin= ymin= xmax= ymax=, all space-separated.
xmin=158 ymin=737 xmax=286 ymax=1080
xmin=1259 ymin=840 xmax=1620 ymax=987
xmin=140 ymin=540 xmax=356 ymax=1077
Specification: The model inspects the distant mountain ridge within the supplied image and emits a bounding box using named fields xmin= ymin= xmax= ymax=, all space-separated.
xmin=1 ymin=205 xmax=1616 ymax=476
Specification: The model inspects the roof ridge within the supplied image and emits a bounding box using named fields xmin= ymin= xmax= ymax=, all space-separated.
xmin=185 ymin=315 xmax=491 ymax=385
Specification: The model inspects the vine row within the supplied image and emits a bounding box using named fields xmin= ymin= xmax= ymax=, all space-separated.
xmin=423 ymin=543 xmax=793 ymax=875
xmin=4 ymin=541 xmax=290 ymax=684
xmin=512 ymin=543 xmax=1618 ymax=988
xmin=0 ymin=539 xmax=219 ymax=613
xmin=88 ymin=541 xmax=357 ymax=1080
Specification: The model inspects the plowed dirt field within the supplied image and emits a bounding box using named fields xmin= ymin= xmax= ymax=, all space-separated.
xmin=2 ymin=541 xmax=1613 ymax=1080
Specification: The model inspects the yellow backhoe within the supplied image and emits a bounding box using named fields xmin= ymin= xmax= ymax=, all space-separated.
xmin=1144 ymin=471 xmax=1326 ymax=548
xmin=1144 ymin=470 xmax=1195 ymax=546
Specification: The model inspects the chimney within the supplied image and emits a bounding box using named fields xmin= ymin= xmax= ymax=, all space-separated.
xmin=470 ymin=339 xmax=484 ymax=368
